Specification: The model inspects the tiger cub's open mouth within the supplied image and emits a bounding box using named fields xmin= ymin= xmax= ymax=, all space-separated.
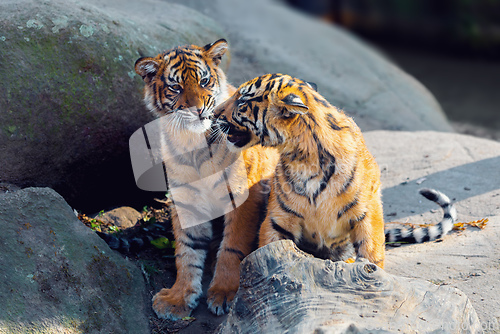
xmin=227 ymin=128 xmax=252 ymax=148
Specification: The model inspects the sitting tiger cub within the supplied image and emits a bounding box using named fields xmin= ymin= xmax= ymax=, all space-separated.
xmin=215 ymin=73 xmax=457 ymax=268
xmin=133 ymin=40 xmax=278 ymax=319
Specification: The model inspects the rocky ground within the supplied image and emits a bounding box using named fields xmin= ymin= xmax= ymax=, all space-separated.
xmin=1 ymin=0 xmax=499 ymax=333
xmin=81 ymin=131 xmax=500 ymax=334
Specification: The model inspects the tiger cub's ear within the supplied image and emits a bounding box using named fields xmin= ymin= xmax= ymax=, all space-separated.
xmin=306 ymin=81 xmax=318 ymax=92
xmin=135 ymin=57 xmax=160 ymax=82
xmin=203 ymin=39 xmax=228 ymax=66
xmin=280 ymin=93 xmax=308 ymax=118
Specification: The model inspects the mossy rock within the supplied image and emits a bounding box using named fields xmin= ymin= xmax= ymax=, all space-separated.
xmin=0 ymin=0 xmax=226 ymax=211
xmin=0 ymin=187 xmax=149 ymax=333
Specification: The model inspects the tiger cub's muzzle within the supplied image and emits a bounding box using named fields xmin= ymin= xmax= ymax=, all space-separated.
xmin=217 ymin=117 xmax=252 ymax=148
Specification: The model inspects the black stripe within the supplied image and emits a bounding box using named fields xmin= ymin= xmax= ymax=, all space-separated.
xmin=188 ymin=264 xmax=204 ymax=270
xmin=270 ymin=218 xmax=295 ymax=241
xmin=313 ymin=95 xmax=330 ymax=108
xmin=276 ymin=78 xmax=284 ymax=92
xmin=247 ymin=96 xmax=264 ymax=103
xmin=274 ymin=174 xmax=289 ymax=201
xmin=252 ymin=104 xmax=260 ymax=122
xmin=312 ymin=146 xmax=336 ymax=204
xmin=224 ymin=248 xmax=246 ymax=261
xmin=254 ymin=77 xmax=262 ymax=89
xmin=391 ymin=227 xmax=417 ymax=244
xmin=261 ymin=107 xmax=268 ymax=124
xmin=330 ymin=236 xmax=349 ymax=249
xmin=178 ymin=239 xmax=210 ymax=251
xmin=268 ymin=73 xmax=279 ymax=80
xmin=269 ymin=124 xmax=284 ymax=144
xmin=185 ymin=232 xmax=211 ymax=244
xmin=276 ymin=193 xmax=304 ymax=219
xmin=337 ymin=196 xmax=358 ymax=220
xmin=141 ymin=126 xmax=152 ymax=149
xmin=264 ymin=81 xmax=272 ymax=91
xmin=168 ymin=58 xmax=183 ymax=70
xmin=212 ymin=172 xmax=227 ymax=188
xmin=443 ymin=213 xmax=453 ymax=219
xmin=421 ymin=230 xmax=431 ymax=242
xmin=420 ymin=189 xmax=439 ymax=202
xmin=339 ymin=165 xmax=356 ymax=195
xmin=252 ymin=185 xmax=270 ymax=250
xmin=353 ymin=240 xmax=362 ymax=253
xmin=307 ymin=112 xmax=318 ymax=125
xmin=174 ymin=202 xmax=212 ymax=222
xmin=167 ymin=179 xmax=197 ymax=191
xmin=326 ymin=113 xmax=343 ymax=131
xmin=222 ymin=168 xmax=237 ymax=210
xmin=349 ymin=211 xmax=366 ymax=230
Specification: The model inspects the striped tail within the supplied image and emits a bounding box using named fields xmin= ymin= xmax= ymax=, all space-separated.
xmin=96 ymin=222 xmax=172 ymax=254
xmin=385 ymin=188 xmax=457 ymax=244
xmin=96 ymin=231 xmax=156 ymax=254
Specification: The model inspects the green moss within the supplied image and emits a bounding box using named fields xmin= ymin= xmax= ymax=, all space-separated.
xmin=0 ymin=19 xmax=140 ymax=142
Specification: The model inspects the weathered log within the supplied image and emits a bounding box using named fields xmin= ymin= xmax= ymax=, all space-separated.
xmin=218 ymin=240 xmax=481 ymax=334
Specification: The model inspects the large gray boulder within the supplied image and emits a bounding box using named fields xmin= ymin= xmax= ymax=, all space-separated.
xmin=0 ymin=187 xmax=149 ymax=334
xmin=169 ymin=0 xmax=454 ymax=132
xmin=0 ymin=0 xmax=226 ymax=211
xmin=218 ymin=240 xmax=481 ymax=333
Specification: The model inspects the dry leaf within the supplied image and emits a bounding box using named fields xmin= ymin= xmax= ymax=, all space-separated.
xmin=453 ymin=218 xmax=488 ymax=231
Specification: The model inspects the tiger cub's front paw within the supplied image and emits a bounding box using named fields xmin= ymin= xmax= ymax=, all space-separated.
xmin=206 ymin=285 xmax=237 ymax=315
xmin=152 ymin=287 xmax=199 ymax=320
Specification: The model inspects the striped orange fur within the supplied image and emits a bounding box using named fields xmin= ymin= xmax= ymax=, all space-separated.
xmin=134 ymin=41 xmax=278 ymax=319
xmin=215 ymin=73 xmax=386 ymax=267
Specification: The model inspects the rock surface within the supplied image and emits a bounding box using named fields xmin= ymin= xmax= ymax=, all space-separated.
xmin=0 ymin=0 xmax=226 ymax=212
xmin=169 ymin=0 xmax=454 ymax=132
xmin=1 ymin=131 xmax=498 ymax=334
xmin=92 ymin=206 xmax=142 ymax=229
xmin=366 ymin=131 xmax=500 ymax=330
xmin=1 ymin=0 xmax=456 ymax=212
xmin=0 ymin=187 xmax=149 ymax=334
xmin=217 ymin=240 xmax=481 ymax=334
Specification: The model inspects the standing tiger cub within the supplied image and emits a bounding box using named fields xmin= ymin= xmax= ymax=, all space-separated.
xmin=215 ymin=73 xmax=386 ymax=267
xmin=133 ymin=41 xmax=278 ymax=319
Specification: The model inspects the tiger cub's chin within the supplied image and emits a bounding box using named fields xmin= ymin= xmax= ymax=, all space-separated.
xmin=185 ymin=117 xmax=212 ymax=134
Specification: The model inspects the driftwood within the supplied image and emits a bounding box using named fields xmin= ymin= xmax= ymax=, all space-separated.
xmin=217 ymin=240 xmax=481 ymax=334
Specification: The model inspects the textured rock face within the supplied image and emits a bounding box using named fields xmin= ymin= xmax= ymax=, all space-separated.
xmin=217 ymin=240 xmax=481 ymax=334
xmin=0 ymin=0 xmax=226 ymax=211
xmin=0 ymin=188 xmax=149 ymax=334
xmin=169 ymin=0 xmax=454 ymax=133
xmin=92 ymin=206 xmax=142 ymax=229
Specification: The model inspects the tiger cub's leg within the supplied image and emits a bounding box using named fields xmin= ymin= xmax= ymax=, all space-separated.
xmin=207 ymin=184 xmax=266 ymax=315
xmin=349 ymin=198 xmax=385 ymax=269
xmin=258 ymin=210 xmax=303 ymax=248
xmin=152 ymin=209 xmax=212 ymax=320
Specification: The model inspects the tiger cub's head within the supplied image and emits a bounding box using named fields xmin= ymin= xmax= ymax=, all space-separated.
xmin=215 ymin=73 xmax=320 ymax=150
xmin=135 ymin=39 xmax=231 ymax=134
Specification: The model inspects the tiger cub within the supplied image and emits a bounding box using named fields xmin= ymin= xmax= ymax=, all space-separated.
xmin=134 ymin=40 xmax=278 ymax=319
xmin=215 ymin=73 xmax=457 ymax=268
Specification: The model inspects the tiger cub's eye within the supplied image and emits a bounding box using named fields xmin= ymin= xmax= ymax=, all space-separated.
xmin=237 ymin=96 xmax=247 ymax=109
xmin=200 ymin=76 xmax=210 ymax=87
xmin=168 ymin=84 xmax=182 ymax=93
